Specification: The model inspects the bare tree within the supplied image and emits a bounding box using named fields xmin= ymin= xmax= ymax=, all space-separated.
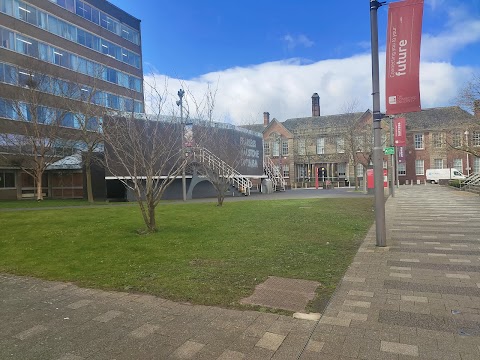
xmin=0 ymin=69 xmax=67 ymax=200
xmin=67 ymin=69 xmax=109 ymax=203
xmin=102 ymin=80 xmax=187 ymax=233
xmin=455 ymin=74 xmax=480 ymax=158
xmin=457 ymin=73 xmax=480 ymax=115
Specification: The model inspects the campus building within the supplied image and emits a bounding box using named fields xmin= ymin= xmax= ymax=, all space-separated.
xmin=244 ymin=95 xmax=479 ymax=188
xmin=0 ymin=0 xmax=143 ymax=200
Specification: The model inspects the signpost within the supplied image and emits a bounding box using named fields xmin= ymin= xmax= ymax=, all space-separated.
xmin=384 ymin=147 xmax=395 ymax=155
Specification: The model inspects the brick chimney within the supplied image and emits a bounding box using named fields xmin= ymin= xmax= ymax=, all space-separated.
xmin=263 ymin=112 xmax=270 ymax=127
xmin=311 ymin=93 xmax=320 ymax=117
xmin=475 ymin=100 xmax=480 ymax=118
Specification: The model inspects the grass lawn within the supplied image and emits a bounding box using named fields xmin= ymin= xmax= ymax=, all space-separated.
xmin=0 ymin=197 xmax=374 ymax=312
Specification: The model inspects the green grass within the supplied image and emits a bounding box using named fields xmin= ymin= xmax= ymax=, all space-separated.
xmin=0 ymin=198 xmax=374 ymax=311
xmin=0 ymin=199 xmax=132 ymax=209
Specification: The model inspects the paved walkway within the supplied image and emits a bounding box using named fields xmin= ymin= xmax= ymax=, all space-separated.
xmin=1 ymin=185 xmax=479 ymax=359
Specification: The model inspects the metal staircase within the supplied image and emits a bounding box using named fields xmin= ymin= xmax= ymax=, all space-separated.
xmin=190 ymin=147 xmax=252 ymax=195
xmin=263 ymin=157 xmax=286 ymax=191
xmin=461 ymin=173 xmax=480 ymax=193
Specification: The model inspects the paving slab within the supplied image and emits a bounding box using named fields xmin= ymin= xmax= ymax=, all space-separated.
xmin=2 ymin=186 xmax=480 ymax=359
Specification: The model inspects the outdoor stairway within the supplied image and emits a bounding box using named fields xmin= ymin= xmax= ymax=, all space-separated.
xmin=190 ymin=147 xmax=252 ymax=195
xmin=263 ymin=156 xmax=286 ymax=191
xmin=461 ymin=173 xmax=480 ymax=194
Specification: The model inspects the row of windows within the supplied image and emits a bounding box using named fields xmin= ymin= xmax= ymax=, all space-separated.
xmin=48 ymin=0 xmax=140 ymax=45
xmin=0 ymin=62 xmax=143 ymax=113
xmin=0 ymin=26 xmax=142 ymax=93
xmin=264 ymin=140 xmax=289 ymax=156
xmin=0 ymin=170 xmax=15 ymax=188
xmin=0 ymin=97 xmax=102 ymax=130
xmin=0 ymin=0 xmax=141 ymax=69
xmin=414 ymin=132 xmax=480 ymax=150
xmin=413 ymin=159 xmax=480 ymax=175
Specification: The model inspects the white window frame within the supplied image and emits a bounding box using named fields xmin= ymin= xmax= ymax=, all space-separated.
xmin=316 ymin=137 xmax=325 ymax=155
xmin=414 ymin=133 xmax=424 ymax=149
xmin=415 ymin=159 xmax=424 ymax=175
xmin=453 ymin=158 xmax=463 ymax=170
xmin=397 ymin=163 xmax=406 ymax=176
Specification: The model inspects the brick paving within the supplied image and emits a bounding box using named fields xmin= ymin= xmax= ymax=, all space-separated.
xmin=1 ymin=185 xmax=480 ymax=359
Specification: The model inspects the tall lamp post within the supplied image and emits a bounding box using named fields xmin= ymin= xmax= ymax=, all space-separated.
xmin=464 ymin=130 xmax=470 ymax=176
xmin=370 ymin=0 xmax=387 ymax=246
xmin=176 ymin=89 xmax=186 ymax=201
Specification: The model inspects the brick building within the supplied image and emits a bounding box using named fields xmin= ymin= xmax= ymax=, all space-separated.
xmin=244 ymin=95 xmax=479 ymax=188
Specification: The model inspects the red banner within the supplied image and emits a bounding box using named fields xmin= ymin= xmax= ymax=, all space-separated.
xmin=394 ymin=117 xmax=406 ymax=146
xmin=386 ymin=0 xmax=424 ymax=115
xmin=397 ymin=146 xmax=406 ymax=163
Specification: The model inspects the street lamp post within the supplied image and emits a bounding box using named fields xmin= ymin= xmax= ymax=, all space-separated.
xmin=464 ymin=130 xmax=470 ymax=176
xmin=176 ymin=89 xmax=186 ymax=201
xmin=370 ymin=0 xmax=387 ymax=246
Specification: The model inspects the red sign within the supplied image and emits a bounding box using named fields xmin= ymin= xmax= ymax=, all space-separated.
xmin=385 ymin=0 xmax=424 ymax=115
xmin=367 ymin=169 xmax=388 ymax=189
xmin=397 ymin=146 xmax=406 ymax=163
xmin=394 ymin=117 xmax=406 ymax=146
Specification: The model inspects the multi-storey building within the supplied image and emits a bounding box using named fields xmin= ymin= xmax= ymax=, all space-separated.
xmin=0 ymin=0 xmax=143 ymax=200
xmin=245 ymin=95 xmax=479 ymax=188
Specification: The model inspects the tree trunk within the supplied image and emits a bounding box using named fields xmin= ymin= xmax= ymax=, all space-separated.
xmin=147 ymin=200 xmax=157 ymax=232
xmin=85 ymin=161 xmax=94 ymax=203
xmin=217 ymin=194 xmax=224 ymax=206
xmin=36 ymin=172 xmax=43 ymax=201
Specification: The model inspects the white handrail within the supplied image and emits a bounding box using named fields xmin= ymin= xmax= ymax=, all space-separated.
xmin=191 ymin=147 xmax=252 ymax=195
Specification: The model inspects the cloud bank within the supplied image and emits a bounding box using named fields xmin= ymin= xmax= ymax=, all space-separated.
xmin=144 ymin=4 xmax=479 ymax=125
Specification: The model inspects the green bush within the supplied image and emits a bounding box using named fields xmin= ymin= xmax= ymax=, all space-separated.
xmin=448 ymin=179 xmax=461 ymax=188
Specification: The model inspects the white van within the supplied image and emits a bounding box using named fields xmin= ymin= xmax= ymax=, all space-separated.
xmin=425 ymin=168 xmax=466 ymax=184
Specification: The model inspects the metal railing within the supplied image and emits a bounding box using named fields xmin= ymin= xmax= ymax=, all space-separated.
xmin=190 ymin=147 xmax=252 ymax=195
xmin=263 ymin=157 xmax=286 ymax=191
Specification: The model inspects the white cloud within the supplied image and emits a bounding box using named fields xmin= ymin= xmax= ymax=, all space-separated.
xmin=283 ymin=34 xmax=314 ymax=51
xmin=144 ymin=55 xmax=476 ymax=125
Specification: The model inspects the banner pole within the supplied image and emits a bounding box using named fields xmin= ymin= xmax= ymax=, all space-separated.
xmin=370 ymin=0 xmax=387 ymax=247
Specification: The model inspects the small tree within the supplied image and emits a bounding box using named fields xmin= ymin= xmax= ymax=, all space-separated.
xmin=102 ymin=80 xmax=186 ymax=233
xmin=0 ymin=70 xmax=67 ymax=200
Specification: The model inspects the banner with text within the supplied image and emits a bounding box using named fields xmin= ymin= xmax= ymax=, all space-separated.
xmin=397 ymin=146 xmax=406 ymax=163
xmin=394 ymin=117 xmax=406 ymax=146
xmin=386 ymin=0 xmax=424 ymax=115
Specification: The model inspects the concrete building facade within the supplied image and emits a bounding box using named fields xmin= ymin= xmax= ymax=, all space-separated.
xmin=0 ymin=0 xmax=143 ymax=200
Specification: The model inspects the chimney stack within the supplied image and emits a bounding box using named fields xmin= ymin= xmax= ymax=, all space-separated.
xmin=311 ymin=93 xmax=320 ymax=117
xmin=263 ymin=112 xmax=270 ymax=127
xmin=474 ymin=100 xmax=480 ymax=118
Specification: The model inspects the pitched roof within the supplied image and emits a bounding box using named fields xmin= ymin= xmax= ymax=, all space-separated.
xmin=240 ymin=111 xmax=371 ymax=133
xmin=282 ymin=111 xmax=370 ymax=131
xmin=402 ymin=107 xmax=477 ymax=130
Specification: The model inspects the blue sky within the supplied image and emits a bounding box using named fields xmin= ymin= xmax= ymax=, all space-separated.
xmin=111 ymin=0 xmax=480 ymax=124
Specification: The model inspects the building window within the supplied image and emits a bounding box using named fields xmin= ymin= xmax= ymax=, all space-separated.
xmin=355 ymin=135 xmax=363 ymax=152
xmin=473 ymin=158 xmax=480 ymax=174
xmin=298 ymin=139 xmax=306 ymax=156
xmin=415 ymin=159 xmax=424 ymax=175
xmin=473 ymin=131 xmax=480 ymax=147
xmin=0 ymin=171 xmax=15 ymax=188
xmin=316 ymin=137 xmax=324 ymax=154
xmin=272 ymin=141 xmax=279 ymax=157
xmin=263 ymin=142 xmax=270 ymax=156
xmin=282 ymin=164 xmax=289 ymax=178
xmin=432 ymin=132 xmax=444 ymax=148
xmin=383 ymin=160 xmax=388 ymax=169
xmin=336 ymin=137 xmax=344 ymax=153
xmin=452 ymin=131 xmax=462 ymax=148
xmin=338 ymin=163 xmax=346 ymax=178
xmin=433 ymin=159 xmax=445 ymax=169
xmin=398 ymin=163 xmax=406 ymax=176
xmin=356 ymin=164 xmax=364 ymax=177
xmin=414 ymin=133 xmax=424 ymax=149
xmin=453 ymin=158 xmax=463 ymax=170
xmin=282 ymin=140 xmax=288 ymax=156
